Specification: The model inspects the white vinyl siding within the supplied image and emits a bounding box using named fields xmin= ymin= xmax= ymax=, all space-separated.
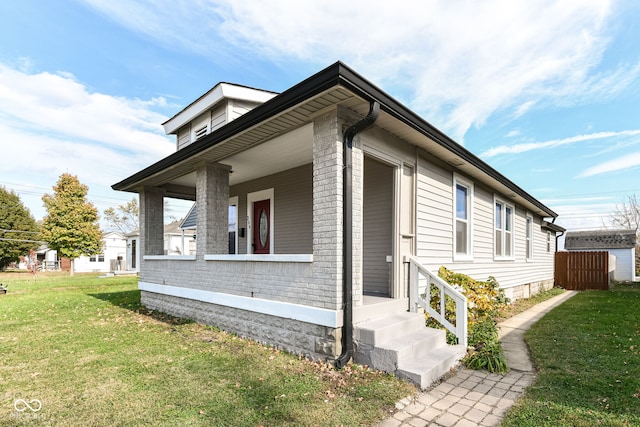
xmin=177 ymin=125 xmax=191 ymax=150
xmin=416 ymin=159 xmax=453 ymax=262
xmin=415 ymin=154 xmax=555 ymax=290
xmin=210 ymin=104 xmax=226 ymax=133
xmin=230 ymin=100 xmax=261 ymax=121
xmin=453 ymin=174 xmax=473 ymax=260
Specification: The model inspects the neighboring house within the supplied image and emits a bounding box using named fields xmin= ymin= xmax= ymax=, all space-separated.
xmin=74 ymin=231 xmax=127 ymax=273
xmin=33 ymin=245 xmax=60 ymax=271
xmin=179 ymin=202 xmax=239 ymax=255
xmin=112 ymin=62 xmax=565 ymax=388
xmin=124 ymin=231 xmax=139 ymax=272
xmin=565 ymin=229 xmax=637 ymax=282
xmin=125 ymin=220 xmax=196 ymax=273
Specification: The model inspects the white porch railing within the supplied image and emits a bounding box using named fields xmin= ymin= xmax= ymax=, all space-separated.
xmin=408 ymin=256 xmax=467 ymax=347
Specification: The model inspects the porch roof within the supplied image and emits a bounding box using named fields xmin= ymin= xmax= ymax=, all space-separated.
xmin=112 ymin=61 xmax=558 ymax=218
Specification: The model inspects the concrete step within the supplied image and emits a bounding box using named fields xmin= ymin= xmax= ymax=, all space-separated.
xmin=396 ymin=344 xmax=467 ymax=389
xmin=354 ymin=312 xmax=426 ymax=346
xmin=352 ymin=309 xmax=467 ymax=390
xmin=369 ymin=328 xmax=447 ymax=372
xmin=353 ymin=297 xmax=409 ymax=323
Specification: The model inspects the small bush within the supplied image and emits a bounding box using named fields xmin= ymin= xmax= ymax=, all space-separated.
xmin=463 ymin=318 xmax=508 ymax=373
xmin=425 ymin=267 xmax=509 ymax=373
xmin=463 ymin=341 xmax=508 ymax=372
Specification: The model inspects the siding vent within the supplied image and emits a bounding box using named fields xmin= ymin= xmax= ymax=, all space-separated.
xmin=194 ymin=125 xmax=208 ymax=140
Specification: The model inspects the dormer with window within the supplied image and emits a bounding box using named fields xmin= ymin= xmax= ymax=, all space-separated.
xmin=163 ymin=83 xmax=278 ymax=151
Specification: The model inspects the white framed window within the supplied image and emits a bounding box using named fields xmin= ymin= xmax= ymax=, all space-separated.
xmin=494 ymin=198 xmax=514 ymax=259
xmin=90 ymin=254 xmax=105 ymax=263
xmin=453 ymin=175 xmax=473 ymax=260
xmin=547 ymin=231 xmax=552 ymax=253
xmin=525 ymin=214 xmax=533 ymax=260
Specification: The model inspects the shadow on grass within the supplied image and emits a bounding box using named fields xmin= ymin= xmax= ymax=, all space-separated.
xmin=89 ymin=289 xmax=193 ymax=326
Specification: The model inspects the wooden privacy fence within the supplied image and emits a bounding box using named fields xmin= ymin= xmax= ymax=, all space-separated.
xmin=555 ymin=251 xmax=609 ymax=290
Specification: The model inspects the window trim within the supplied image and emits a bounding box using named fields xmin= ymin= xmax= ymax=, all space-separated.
xmin=453 ymin=174 xmax=473 ymax=261
xmin=90 ymin=253 xmax=105 ymax=263
xmin=525 ymin=213 xmax=533 ymax=261
xmin=494 ymin=197 xmax=515 ymax=260
xmin=546 ymin=231 xmax=552 ymax=253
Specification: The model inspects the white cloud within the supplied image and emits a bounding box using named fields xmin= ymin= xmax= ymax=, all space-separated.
xmin=480 ymin=130 xmax=640 ymax=158
xmin=578 ymin=152 xmax=640 ymax=178
xmin=0 ymin=64 xmax=172 ymax=158
xmin=80 ymin=0 xmax=639 ymax=141
xmin=0 ymin=64 xmax=176 ymax=220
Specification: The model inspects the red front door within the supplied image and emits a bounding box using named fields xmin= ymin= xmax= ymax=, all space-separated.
xmin=252 ymin=199 xmax=270 ymax=254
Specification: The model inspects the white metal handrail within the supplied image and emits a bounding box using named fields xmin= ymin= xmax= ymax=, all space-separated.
xmin=408 ymin=256 xmax=467 ymax=346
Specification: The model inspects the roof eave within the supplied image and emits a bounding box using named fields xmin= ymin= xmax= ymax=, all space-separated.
xmin=113 ymin=61 xmax=558 ymax=218
xmin=542 ymin=221 xmax=566 ymax=233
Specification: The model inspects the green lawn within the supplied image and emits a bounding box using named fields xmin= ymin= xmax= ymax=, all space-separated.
xmin=0 ymin=272 xmax=415 ymax=426
xmin=501 ymin=283 xmax=640 ymax=426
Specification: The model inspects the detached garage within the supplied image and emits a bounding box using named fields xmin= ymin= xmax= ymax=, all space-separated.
xmin=565 ymin=229 xmax=637 ymax=282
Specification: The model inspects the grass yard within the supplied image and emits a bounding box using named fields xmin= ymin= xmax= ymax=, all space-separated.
xmin=0 ymin=272 xmax=415 ymax=426
xmin=501 ymin=283 xmax=640 ymax=426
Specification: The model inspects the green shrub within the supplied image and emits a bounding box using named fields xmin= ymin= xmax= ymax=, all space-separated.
xmin=424 ymin=267 xmax=509 ymax=373
xmin=462 ymin=317 xmax=508 ymax=373
xmin=463 ymin=340 xmax=508 ymax=372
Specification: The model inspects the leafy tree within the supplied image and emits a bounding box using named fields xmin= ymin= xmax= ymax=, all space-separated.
xmin=0 ymin=187 xmax=39 ymax=270
xmin=610 ymin=194 xmax=640 ymax=275
xmin=41 ymin=174 xmax=103 ymax=276
xmin=104 ymin=198 xmax=138 ymax=234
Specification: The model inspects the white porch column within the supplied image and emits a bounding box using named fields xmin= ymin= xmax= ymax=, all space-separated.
xmin=195 ymin=162 xmax=231 ymax=256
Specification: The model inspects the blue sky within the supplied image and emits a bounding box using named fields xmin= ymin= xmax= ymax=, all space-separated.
xmin=1 ymin=0 xmax=639 ymax=235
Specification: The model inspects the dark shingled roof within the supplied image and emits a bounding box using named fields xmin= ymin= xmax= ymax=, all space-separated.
xmin=565 ymin=229 xmax=637 ymax=250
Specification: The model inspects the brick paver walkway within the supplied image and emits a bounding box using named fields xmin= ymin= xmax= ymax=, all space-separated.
xmin=377 ymin=291 xmax=577 ymax=427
